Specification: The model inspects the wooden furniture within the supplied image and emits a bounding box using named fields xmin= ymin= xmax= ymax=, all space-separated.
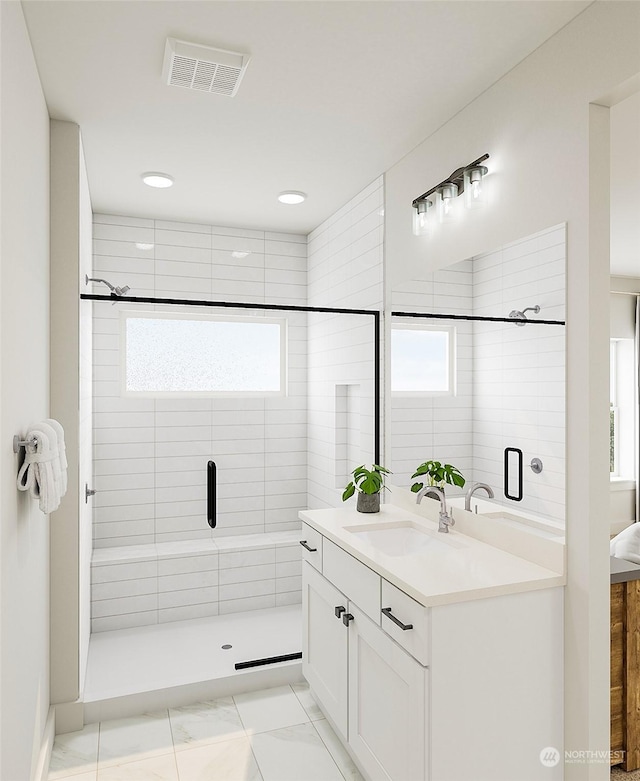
xmin=611 ymin=577 xmax=640 ymax=770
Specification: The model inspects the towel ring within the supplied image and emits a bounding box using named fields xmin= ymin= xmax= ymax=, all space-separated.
xmin=13 ymin=435 xmax=38 ymax=453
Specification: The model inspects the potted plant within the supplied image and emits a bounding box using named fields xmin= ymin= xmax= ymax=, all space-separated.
xmin=342 ymin=464 xmax=391 ymax=513
xmin=410 ymin=460 xmax=465 ymax=494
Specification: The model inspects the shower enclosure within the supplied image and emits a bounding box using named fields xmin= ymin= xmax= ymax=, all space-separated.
xmin=81 ymin=215 xmax=379 ymax=714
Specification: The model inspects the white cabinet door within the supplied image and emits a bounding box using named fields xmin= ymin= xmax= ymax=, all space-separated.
xmin=348 ymin=603 xmax=427 ymax=781
xmin=302 ymin=561 xmax=349 ymax=737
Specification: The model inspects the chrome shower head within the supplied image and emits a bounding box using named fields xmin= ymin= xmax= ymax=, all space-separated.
xmin=85 ymin=275 xmax=131 ymax=297
xmin=508 ymin=304 xmax=540 ymax=326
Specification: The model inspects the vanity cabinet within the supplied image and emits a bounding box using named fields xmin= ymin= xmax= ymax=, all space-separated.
xmin=301 ymin=517 xmax=564 ymax=781
xmin=302 ymin=558 xmax=427 ymax=781
xmin=302 ymin=561 xmax=349 ymax=735
xmin=348 ymin=602 xmax=427 ymax=781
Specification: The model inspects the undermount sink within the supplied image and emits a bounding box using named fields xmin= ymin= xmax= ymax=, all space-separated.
xmin=343 ymin=521 xmax=465 ymax=556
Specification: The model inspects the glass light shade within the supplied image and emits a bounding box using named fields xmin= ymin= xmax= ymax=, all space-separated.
xmin=464 ymin=165 xmax=488 ymax=209
xmin=412 ymin=200 xmax=432 ymax=236
xmin=436 ymin=183 xmax=459 ymax=224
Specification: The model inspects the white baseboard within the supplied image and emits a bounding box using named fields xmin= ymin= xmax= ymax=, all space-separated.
xmin=32 ymin=707 xmax=55 ymax=781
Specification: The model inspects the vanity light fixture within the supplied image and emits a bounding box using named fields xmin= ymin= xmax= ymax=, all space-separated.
xmin=436 ymin=182 xmax=459 ymax=224
xmin=412 ymin=153 xmax=489 ymax=232
xmin=231 ymin=250 xmax=251 ymax=259
xmin=412 ymin=199 xmax=432 ymax=236
xmin=278 ymin=191 xmax=306 ymax=205
xmin=142 ymin=172 xmax=174 ymax=188
xmin=464 ymin=164 xmax=489 ymax=209
xmin=135 ymin=243 xmax=154 ymax=251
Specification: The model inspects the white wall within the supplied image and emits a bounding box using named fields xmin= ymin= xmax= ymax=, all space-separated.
xmin=306 ymin=177 xmax=384 ymax=508
xmin=0 ymin=2 xmax=51 ymax=778
xmin=50 ymin=121 xmax=93 ymax=729
xmin=384 ymin=2 xmax=640 ymax=775
xmin=610 ymin=91 xmax=640 ymax=276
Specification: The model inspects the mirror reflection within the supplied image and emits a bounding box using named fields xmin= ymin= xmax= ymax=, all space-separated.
xmin=388 ymin=223 xmax=566 ymax=527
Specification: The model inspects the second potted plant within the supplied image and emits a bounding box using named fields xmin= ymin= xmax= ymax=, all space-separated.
xmin=410 ymin=460 xmax=465 ymax=495
xmin=342 ymin=464 xmax=391 ymax=513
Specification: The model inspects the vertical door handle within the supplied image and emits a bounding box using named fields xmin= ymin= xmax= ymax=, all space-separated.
xmin=504 ymin=447 xmax=523 ymax=502
xmin=207 ymin=460 xmax=217 ymax=528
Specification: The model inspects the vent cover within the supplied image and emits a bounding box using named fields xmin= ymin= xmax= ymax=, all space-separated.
xmin=162 ymin=38 xmax=250 ymax=97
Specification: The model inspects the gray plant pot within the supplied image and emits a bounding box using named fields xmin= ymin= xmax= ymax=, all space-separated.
xmin=357 ymin=492 xmax=380 ymax=513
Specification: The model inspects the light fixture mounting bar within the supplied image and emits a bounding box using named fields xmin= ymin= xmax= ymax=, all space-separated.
xmin=412 ymin=153 xmax=489 ymax=208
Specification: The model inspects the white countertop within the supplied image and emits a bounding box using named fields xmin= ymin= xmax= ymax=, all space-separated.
xmin=299 ymin=503 xmax=565 ymax=608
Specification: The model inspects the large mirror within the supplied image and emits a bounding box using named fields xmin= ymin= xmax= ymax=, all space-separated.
xmin=387 ymin=223 xmax=566 ymax=527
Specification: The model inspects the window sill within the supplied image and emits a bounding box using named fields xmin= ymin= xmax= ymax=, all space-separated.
xmin=610 ymin=478 xmax=636 ymax=492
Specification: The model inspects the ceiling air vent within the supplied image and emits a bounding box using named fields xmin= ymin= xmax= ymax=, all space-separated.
xmin=162 ymin=38 xmax=251 ymax=97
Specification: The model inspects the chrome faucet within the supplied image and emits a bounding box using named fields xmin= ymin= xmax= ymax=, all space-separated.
xmin=464 ymin=482 xmax=495 ymax=511
xmin=416 ymin=485 xmax=455 ymax=533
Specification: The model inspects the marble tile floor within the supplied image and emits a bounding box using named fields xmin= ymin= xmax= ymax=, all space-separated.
xmin=48 ymin=683 xmax=364 ymax=781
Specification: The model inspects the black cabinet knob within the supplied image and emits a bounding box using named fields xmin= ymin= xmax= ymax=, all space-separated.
xmin=334 ymin=606 xmax=346 ymax=619
xmin=342 ymin=612 xmax=355 ymax=626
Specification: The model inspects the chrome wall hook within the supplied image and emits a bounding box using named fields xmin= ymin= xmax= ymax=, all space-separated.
xmin=13 ymin=434 xmax=38 ymax=453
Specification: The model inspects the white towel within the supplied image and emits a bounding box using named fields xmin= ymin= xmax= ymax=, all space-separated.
xmin=45 ymin=418 xmax=68 ymax=497
xmin=611 ymin=523 xmax=640 ymax=564
xmin=16 ymin=426 xmax=61 ymax=513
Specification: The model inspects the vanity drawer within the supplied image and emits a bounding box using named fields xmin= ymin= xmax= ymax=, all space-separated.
xmin=381 ymin=579 xmax=430 ymax=666
xmin=323 ymin=538 xmax=380 ymax=623
xmin=300 ymin=523 xmax=323 ymax=571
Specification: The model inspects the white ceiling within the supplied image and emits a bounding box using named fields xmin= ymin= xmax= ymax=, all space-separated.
xmin=23 ymin=0 xmax=591 ymax=234
xmin=611 ymin=90 xmax=640 ymax=277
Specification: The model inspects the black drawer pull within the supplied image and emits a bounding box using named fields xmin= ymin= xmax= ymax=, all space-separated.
xmin=335 ymin=606 xmax=346 ymax=619
xmin=342 ymin=612 xmax=355 ymax=626
xmin=382 ymin=607 xmax=414 ymax=631
xmin=300 ymin=540 xmax=318 ymax=552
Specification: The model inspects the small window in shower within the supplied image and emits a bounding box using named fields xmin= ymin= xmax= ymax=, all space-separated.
xmin=121 ymin=311 xmax=286 ymax=396
xmin=391 ymin=323 xmax=455 ymax=395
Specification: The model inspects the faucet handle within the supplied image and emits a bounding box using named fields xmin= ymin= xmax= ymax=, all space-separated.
xmin=438 ymin=510 xmax=454 ymax=533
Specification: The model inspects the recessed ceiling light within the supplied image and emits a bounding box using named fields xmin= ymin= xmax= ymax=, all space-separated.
xmin=231 ymin=250 xmax=251 ymax=259
xmin=278 ymin=191 xmax=306 ymax=205
xmin=135 ymin=243 xmax=154 ymax=251
xmin=142 ymin=172 xmax=174 ymax=188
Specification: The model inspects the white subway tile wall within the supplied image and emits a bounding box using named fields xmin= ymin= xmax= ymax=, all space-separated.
xmin=91 ymin=533 xmax=302 ymax=633
xmin=306 ymin=178 xmax=384 ymax=509
xmin=90 ymin=215 xmax=307 ymax=628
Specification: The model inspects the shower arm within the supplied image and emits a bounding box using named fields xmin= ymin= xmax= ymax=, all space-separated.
xmin=85 ymin=275 xmax=130 ymax=297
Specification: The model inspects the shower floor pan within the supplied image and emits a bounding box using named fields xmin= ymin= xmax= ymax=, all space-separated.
xmin=83 ymin=604 xmax=302 ymax=723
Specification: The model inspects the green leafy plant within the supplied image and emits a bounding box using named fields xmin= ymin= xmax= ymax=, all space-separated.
xmin=410 ymin=460 xmax=465 ymax=494
xmin=342 ymin=464 xmax=391 ymax=502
